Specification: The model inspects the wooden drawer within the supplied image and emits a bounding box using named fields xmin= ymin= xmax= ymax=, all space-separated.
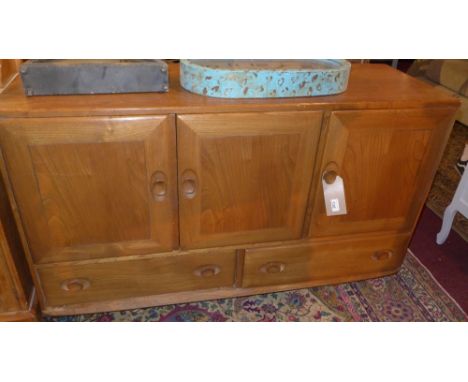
xmin=36 ymin=249 xmax=236 ymax=307
xmin=241 ymin=234 xmax=410 ymax=288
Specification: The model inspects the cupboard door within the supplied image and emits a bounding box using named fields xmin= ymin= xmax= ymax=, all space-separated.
xmin=0 ymin=116 xmax=178 ymax=263
xmin=178 ymin=111 xmax=322 ymax=249
xmin=310 ymin=108 xmax=455 ymax=237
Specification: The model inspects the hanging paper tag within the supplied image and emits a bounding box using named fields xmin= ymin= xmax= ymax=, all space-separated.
xmin=322 ymin=175 xmax=347 ymax=216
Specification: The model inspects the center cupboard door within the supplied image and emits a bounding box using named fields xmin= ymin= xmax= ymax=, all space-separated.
xmin=0 ymin=115 xmax=178 ymax=264
xmin=177 ymin=111 xmax=323 ymax=249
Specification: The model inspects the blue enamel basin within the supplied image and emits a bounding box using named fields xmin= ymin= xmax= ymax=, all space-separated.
xmin=180 ymin=59 xmax=351 ymax=98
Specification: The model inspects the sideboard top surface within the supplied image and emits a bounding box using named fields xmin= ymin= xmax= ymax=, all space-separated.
xmin=0 ymin=63 xmax=459 ymax=118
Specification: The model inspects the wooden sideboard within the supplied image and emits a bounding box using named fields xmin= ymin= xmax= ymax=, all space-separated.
xmin=0 ymin=63 xmax=459 ymax=316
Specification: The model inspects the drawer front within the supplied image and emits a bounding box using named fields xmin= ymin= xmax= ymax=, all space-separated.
xmin=242 ymin=234 xmax=410 ymax=288
xmin=37 ymin=249 xmax=236 ymax=307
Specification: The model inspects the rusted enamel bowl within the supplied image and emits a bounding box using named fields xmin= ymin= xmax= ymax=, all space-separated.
xmin=180 ymin=59 xmax=351 ymax=98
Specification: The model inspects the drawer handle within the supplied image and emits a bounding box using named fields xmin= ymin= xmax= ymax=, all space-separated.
xmin=150 ymin=171 xmax=167 ymax=201
xmin=259 ymin=262 xmax=286 ymax=274
xmin=181 ymin=169 xmax=197 ymax=199
xmin=194 ymin=264 xmax=221 ymax=278
xmin=61 ymin=278 xmax=91 ymax=292
xmin=372 ymin=250 xmax=393 ymax=261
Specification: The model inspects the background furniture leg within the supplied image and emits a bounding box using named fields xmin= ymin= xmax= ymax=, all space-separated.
xmin=437 ymin=168 xmax=468 ymax=244
xmin=437 ymin=205 xmax=458 ymax=244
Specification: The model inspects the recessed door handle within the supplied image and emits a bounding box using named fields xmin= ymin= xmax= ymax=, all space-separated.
xmin=181 ymin=169 xmax=198 ymax=199
xmin=322 ymin=161 xmax=340 ymax=184
xmin=323 ymin=170 xmax=338 ymax=184
xmin=150 ymin=171 xmax=167 ymax=201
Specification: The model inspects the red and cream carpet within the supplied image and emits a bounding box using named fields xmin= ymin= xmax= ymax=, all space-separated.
xmin=45 ymin=245 xmax=466 ymax=322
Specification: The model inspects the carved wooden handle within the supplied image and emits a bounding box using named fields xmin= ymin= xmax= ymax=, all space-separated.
xmin=61 ymin=278 xmax=91 ymax=292
xmin=181 ymin=170 xmax=197 ymax=199
xmin=259 ymin=262 xmax=286 ymax=274
xmin=151 ymin=171 xmax=167 ymax=201
xmin=322 ymin=162 xmax=340 ymax=184
xmin=193 ymin=264 xmax=221 ymax=278
xmin=323 ymin=170 xmax=338 ymax=185
xmin=372 ymin=250 xmax=393 ymax=261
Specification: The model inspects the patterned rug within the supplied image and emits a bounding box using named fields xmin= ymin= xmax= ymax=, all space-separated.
xmin=426 ymin=121 xmax=468 ymax=242
xmin=44 ymin=250 xmax=466 ymax=322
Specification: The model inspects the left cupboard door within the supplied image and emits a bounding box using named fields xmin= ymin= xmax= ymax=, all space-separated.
xmin=0 ymin=115 xmax=178 ymax=264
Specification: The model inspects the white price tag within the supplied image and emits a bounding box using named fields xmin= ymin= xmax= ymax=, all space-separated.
xmin=322 ymin=175 xmax=347 ymax=216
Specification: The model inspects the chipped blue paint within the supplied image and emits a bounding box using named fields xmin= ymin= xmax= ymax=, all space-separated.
xmin=180 ymin=59 xmax=351 ymax=98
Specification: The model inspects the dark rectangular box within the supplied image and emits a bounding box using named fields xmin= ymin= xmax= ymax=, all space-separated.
xmin=20 ymin=59 xmax=169 ymax=96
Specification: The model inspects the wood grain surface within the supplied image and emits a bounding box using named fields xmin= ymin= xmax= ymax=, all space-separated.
xmin=309 ymin=108 xmax=457 ymax=237
xmin=0 ymin=64 xmax=459 ymax=118
xmin=242 ymin=233 xmax=410 ymax=288
xmin=0 ymin=115 xmax=178 ymax=263
xmin=178 ymin=111 xmax=322 ymax=249
xmin=37 ymin=248 xmax=236 ymax=307
xmin=0 ymin=62 xmax=460 ymax=316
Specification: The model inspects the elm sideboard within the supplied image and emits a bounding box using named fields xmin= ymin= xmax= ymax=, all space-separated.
xmin=0 ymin=63 xmax=459 ymax=316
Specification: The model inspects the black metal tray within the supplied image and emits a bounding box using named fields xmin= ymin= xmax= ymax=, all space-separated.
xmin=20 ymin=60 xmax=169 ymax=96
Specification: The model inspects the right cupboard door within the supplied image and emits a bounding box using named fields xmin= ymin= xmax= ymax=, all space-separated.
xmin=309 ymin=108 xmax=455 ymax=237
xmin=178 ymin=111 xmax=323 ymax=249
